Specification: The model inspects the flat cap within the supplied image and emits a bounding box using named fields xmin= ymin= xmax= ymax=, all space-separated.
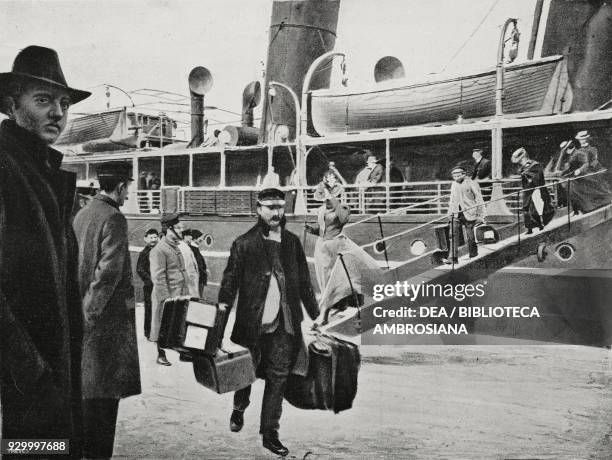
xmin=257 ymin=188 xmax=285 ymax=206
xmin=96 ymin=161 xmax=133 ymax=181
xmin=450 ymin=165 xmax=466 ymax=174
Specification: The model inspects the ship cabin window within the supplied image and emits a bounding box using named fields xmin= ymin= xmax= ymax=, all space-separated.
xmin=225 ymin=149 xmax=266 ymax=187
xmin=138 ymin=157 xmax=162 ymax=190
xmin=88 ymin=161 xmax=133 ymax=183
xmin=193 ymin=153 xmax=221 ymax=187
xmin=164 ymin=155 xmax=189 ymax=186
xmin=62 ymin=163 xmax=86 ymax=180
xmin=272 ymin=146 xmax=296 ymax=186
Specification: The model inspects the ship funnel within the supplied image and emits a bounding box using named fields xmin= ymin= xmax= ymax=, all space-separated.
xmin=260 ymin=0 xmax=341 ymax=142
xmin=188 ymin=66 xmax=213 ymax=148
xmin=374 ymin=56 xmax=405 ymax=83
xmin=242 ymin=81 xmax=261 ymax=127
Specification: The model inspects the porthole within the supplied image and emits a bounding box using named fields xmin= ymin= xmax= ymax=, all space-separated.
xmin=555 ymin=243 xmax=575 ymax=262
xmin=374 ymin=240 xmax=386 ymax=254
xmin=410 ymin=239 xmax=427 ymax=256
xmin=203 ymin=234 xmax=214 ymax=248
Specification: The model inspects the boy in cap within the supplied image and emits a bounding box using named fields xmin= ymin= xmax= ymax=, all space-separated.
xmin=0 ymin=45 xmax=90 ymax=455
xmin=445 ymin=165 xmax=485 ymax=263
xmin=136 ymin=228 xmax=160 ymax=339
xmin=218 ymin=188 xmax=319 ymax=456
xmin=149 ymin=213 xmax=191 ymax=365
xmin=73 ymin=161 xmax=141 ymax=458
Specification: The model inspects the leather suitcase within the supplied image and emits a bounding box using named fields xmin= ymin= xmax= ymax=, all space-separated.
xmin=158 ymin=297 xmax=226 ymax=356
xmin=284 ymin=332 xmax=360 ymax=414
xmin=192 ymin=346 xmax=256 ymax=394
xmin=434 ymin=223 xmax=465 ymax=251
xmin=474 ymin=223 xmax=499 ymax=244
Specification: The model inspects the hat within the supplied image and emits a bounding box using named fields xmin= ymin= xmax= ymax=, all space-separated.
xmin=0 ymin=46 xmax=91 ymax=113
xmin=366 ymin=155 xmax=379 ymax=165
xmin=313 ymin=182 xmax=344 ymax=201
xmin=257 ymin=188 xmax=285 ymax=206
xmin=96 ymin=161 xmax=133 ymax=181
xmin=472 ymin=148 xmax=483 ymax=155
xmin=450 ymin=165 xmax=466 ymax=174
xmin=575 ymin=130 xmax=590 ymax=141
xmin=160 ymin=213 xmax=180 ymax=226
xmin=511 ymin=147 xmax=527 ymax=164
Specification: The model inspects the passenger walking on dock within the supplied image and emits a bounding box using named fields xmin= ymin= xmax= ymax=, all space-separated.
xmin=149 ymin=213 xmax=191 ymax=366
xmin=511 ymin=147 xmax=554 ymax=234
xmin=73 ymin=161 xmax=141 ymax=459
xmin=445 ymin=165 xmax=485 ymax=263
xmin=218 ymin=188 xmax=320 ymax=457
xmin=307 ymin=169 xmax=351 ymax=293
xmin=183 ymin=228 xmax=208 ymax=297
xmin=136 ymin=228 xmax=160 ymax=339
xmin=0 ymin=45 xmax=90 ymax=456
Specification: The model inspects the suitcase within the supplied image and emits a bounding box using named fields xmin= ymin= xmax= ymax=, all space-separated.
xmin=158 ymin=297 xmax=226 ymax=356
xmin=474 ymin=223 xmax=499 ymax=244
xmin=192 ymin=346 xmax=256 ymax=394
xmin=284 ymin=332 xmax=360 ymax=414
xmin=434 ymin=223 xmax=465 ymax=252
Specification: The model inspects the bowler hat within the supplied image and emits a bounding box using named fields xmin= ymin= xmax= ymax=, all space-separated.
xmin=96 ymin=161 xmax=133 ymax=181
xmin=257 ymin=188 xmax=285 ymax=206
xmin=0 ymin=46 xmax=91 ymax=113
xmin=511 ymin=147 xmax=527 ymax=164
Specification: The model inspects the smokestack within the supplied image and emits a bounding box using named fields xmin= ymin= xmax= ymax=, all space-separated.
xmin=188 ymin=66 xmax=213 ymax=148
xmin=260 ymin=0 xmax=341 ymax=143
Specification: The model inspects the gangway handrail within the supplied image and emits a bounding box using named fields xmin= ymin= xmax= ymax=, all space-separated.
xmin=360 ymin=168 xmax=608 ymax=251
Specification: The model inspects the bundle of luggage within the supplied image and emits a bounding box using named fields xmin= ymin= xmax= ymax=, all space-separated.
xmin=158 ymin=297 xmax=256 ymax=393
xmin=284 ymin=331 xmax=361 ymax=414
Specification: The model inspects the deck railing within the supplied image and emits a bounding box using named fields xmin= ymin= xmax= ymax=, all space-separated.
xmin=132 ymin=177 xmax=561 ymax=217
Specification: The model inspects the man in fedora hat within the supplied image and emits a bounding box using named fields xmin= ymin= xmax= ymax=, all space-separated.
xmin=149 ymin=213 xmax=191 ymax=365
xmin=218 ymin=188 xmax=319 ymax=456
xmin=511 ymin=147 xmax=554 ymax=233
xmin=73 ymin=161 xmax=141 ymax=459
xmin=0 ymin=45 xmax=90 ymax=456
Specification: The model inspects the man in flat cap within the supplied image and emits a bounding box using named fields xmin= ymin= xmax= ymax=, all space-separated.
xmin=218 ymin=188 xmax=319 ymax=456
xmin=73 ymin=161 xmax=141 ymax=458
xmin=445 ymin=165 xmax=485 ymax=263
xmin=149 ymin=213 xmax=191 ymax=366
xmin=511 ymin=147 xmax=554 ymax=233
xmin=0 ymin=45 xmax=90 ymax=455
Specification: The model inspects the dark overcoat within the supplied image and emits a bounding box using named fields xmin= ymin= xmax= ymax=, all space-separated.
xmin=218 ymin=223 xmax=320 ymax=348
xmin=519 ymin=159 xmax=554 ymax=229
xmin=0 ymin=120 xmax=83 ymax=455
xmin=73 ymin=194 xmax=141 ymax=399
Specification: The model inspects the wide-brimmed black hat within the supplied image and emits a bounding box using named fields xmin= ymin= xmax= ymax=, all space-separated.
xmin=160 ymin=213 xmax=180 ymax=226
xmin=0 ymin=46 xmax=91 ymax=112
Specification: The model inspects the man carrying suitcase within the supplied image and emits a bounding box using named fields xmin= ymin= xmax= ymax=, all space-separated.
xmin=218 ymin=188 xmax=320 ymax=457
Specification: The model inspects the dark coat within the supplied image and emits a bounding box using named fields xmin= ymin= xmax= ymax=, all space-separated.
xmin=73 ymin=194 xmax=141 ymax=399
xmin=218 ymin=223 xmax=319 ymax=348
xmin=519 ymin=159 xmax=554 ymax=229
xmin=0 ymin=120 xmax=83 ymax=453
xmin=471 ymin=158 xmax=491 ymax=180
xmin=189 ymin=243 xmax=208 ymax=293
xmin=136 ymin=245 xmax=153 ymax=288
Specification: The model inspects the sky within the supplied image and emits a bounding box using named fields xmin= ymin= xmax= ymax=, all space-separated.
xmin=0 ymin=0 xmax=537 ymax=138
